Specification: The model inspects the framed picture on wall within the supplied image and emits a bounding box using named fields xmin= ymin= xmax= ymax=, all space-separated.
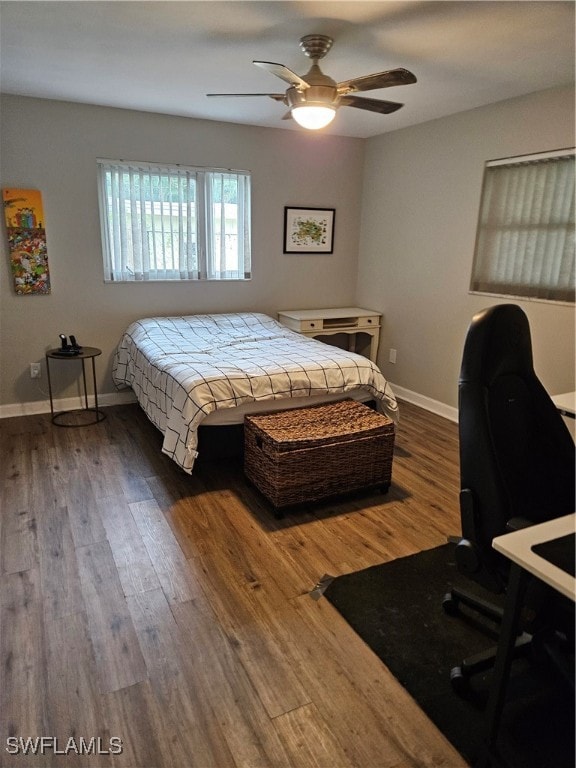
xmin=2 ymin=188 xmax=51 ymax=295
xmin=283 ymin=207 xmax=335 ymax=254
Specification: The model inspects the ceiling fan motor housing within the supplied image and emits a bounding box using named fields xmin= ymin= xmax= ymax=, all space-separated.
xmin=285 ymin=84 xmax=339 ymax=109
xmin=287 ymin=61 xmax=339 ymax=109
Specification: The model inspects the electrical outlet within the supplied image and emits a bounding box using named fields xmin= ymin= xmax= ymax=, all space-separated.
xmin=30 ymin=362 xmax=41 ymax=379
xmin=389 ymin=348 xmax=397 ymax=364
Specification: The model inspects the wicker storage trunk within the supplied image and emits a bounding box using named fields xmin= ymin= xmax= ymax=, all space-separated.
xmin=244 ymin=399 xmax=395 ymax=511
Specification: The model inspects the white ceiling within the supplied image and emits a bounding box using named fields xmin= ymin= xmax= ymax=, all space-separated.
xmin=0 ymin=1 xmax=574 ymax=139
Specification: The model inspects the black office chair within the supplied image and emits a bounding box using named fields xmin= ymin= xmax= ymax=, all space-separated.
xmin=444 ymin=303 xmax=575 ymax=691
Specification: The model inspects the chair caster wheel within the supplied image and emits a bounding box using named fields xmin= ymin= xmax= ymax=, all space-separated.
xmin=450 ymin=666 xmax=469 ymax=695
xmin=442 ymin=593 xmax=459 ymax=616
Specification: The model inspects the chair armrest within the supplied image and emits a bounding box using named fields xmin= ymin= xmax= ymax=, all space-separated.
xmin=506 ymin=517 xmax=533 ymax=532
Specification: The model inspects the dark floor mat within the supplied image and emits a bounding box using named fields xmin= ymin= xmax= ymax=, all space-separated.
xmin=324 ymin=544 xmax=574 ymax=768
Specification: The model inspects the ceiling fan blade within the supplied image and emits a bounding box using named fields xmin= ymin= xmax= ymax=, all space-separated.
xmin=207 ymin=93 xmax=286 ymax=101
xmin=337 ymin=68 xmax=417 ymax=94
xmin=340 ymin=95 xmax=404 ymax=114
xmin=253 ymin=61 xmax=309 ymax=90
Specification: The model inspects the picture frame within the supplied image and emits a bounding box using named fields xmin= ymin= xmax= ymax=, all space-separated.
xmin=283 ymin=207 xmax=335 ymax=254
xmin=2 ymin=188 xmax=51 ymax=295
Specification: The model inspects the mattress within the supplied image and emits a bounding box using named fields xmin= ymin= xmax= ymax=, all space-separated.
xmin=200 ymin=388 xmax=373 ymax=425
xmin=112 ymin=312 xmax=398 ymax=473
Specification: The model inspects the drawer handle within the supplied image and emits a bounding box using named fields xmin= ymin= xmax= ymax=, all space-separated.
xmin=310 ymin=322 xmax=315 ymax=327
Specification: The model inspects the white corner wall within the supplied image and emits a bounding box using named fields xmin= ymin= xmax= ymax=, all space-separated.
xmin=357 ymin=86 xmax=575 ymax=412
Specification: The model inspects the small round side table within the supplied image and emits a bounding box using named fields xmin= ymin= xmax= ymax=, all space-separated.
xmin=45 ymin=346 xmax=106 ymax=426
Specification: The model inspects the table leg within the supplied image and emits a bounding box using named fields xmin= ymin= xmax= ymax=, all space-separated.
xmin=91 ymin=357 xmax=100 ymax=416
xmin=46 ymin=355 xmax=55 ymax=418
xmin=480 ymin=562 xmax=530 ymax=766
xmin=348 ymin=332 xmax=356 ymax=354
xmin=369 ymin=332 xmax=377 ymax=363
xmin=81 ymin=359 xmax=89 ymax=410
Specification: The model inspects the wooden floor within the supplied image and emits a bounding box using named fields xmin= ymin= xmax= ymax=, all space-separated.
xmin=0 ymin=400 xmax=468 ymax=768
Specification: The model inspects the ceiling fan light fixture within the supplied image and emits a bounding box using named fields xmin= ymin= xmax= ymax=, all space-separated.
xmin=291 ymin=105 xmax=336 ymax=130
xmin=208 ymin=34 xmax=416 ymax=129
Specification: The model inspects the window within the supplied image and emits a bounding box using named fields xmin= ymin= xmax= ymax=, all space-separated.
xmin=470 ymin=149 xmax=575 ymax=303
xmin=97 ymin=159 xmax=251 ymax=281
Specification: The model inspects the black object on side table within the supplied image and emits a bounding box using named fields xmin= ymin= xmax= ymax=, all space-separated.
xmin=45 ymin=346 xmax=106 ymax=426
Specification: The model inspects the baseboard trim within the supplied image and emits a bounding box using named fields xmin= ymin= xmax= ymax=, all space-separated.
xmin=0 ymin=390 xmax=137 ymax=419
xmin=391 ymin=383 xmax=458 ymax=423
xmin=1 ymin=386 xmax=457 ymax=423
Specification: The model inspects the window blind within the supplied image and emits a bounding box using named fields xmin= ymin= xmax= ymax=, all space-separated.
xmin=470 ymin=149 xmax=575 ymax=303
xmin=97 ymin=159 xmax=251 ymax=282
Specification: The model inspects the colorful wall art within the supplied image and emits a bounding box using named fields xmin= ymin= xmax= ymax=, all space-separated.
xmin=3 ymin=188 xmax=51 ymax=295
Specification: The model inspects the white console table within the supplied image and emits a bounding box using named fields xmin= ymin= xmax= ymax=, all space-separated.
xmin=551 ymin=391 xmax=575 ymax=418
xmin=481 ymin=515 xmax=575 ymax=762
xmin=552 ymin=391 xmax=575 ymax=440
xmin=278 ymin=307 xmax=381 ymax=363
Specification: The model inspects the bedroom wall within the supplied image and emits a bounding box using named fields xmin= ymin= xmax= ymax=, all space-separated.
xmin=0 ymin=95 xmax=365 ymax=411
xmin=357 ymin=85 xmax=575 ymax=416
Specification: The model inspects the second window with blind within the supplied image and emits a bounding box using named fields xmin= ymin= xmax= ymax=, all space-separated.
xmin=470 ymin=148 xmax=575 ymax=304
xmin=97 ymin=159 xmax=251 ymax=282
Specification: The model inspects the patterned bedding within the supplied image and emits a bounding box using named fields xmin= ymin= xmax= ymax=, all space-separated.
xmin=112 ymin=312 xmax=398 ymax=473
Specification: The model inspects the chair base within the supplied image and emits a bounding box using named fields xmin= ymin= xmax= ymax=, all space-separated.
xmin=449 ymin=632 xmax=532 ymax=694
xmin=443 ymin=586 xmax=504 ymax=623
xmin=443 ymin=586 xmax=533 ymax=694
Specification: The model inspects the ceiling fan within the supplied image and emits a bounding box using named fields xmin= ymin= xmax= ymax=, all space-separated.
xmin=207 ymin=34 xmax=417 ymax=130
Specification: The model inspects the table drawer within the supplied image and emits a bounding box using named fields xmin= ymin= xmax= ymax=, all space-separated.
xmin=357 ymin=315 xmax=380 ymax=328
xmin=300 ymin=319 xmax=322 ymax=331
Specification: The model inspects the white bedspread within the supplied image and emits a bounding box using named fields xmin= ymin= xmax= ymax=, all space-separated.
xmin=112 ymin=312 xmax=398 ymax=473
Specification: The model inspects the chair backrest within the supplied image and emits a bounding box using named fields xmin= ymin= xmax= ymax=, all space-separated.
xmin=458 ymin=304 xmax=575 ymax=590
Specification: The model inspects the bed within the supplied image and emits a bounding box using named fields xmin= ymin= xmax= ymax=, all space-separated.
xmin=112 ymin=312 xmax=398 ymax=474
